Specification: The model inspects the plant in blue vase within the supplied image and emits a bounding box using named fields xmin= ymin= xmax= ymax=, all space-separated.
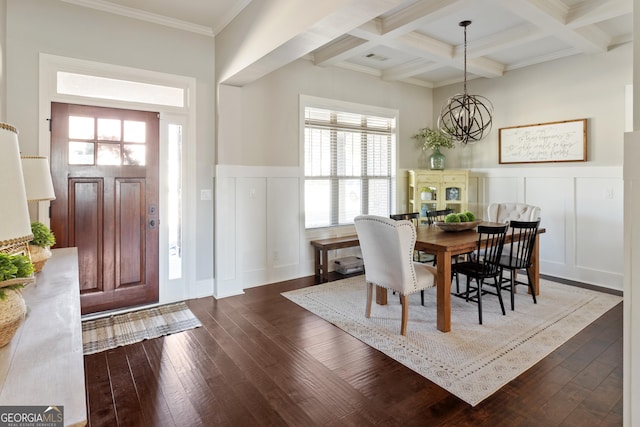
xmin=412 ymin=127 xmax=455 ymax=170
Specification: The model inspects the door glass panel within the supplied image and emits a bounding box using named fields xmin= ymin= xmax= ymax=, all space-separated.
xmin=168 ymin=124 xmax=183 ymax=280
xmin=123 ymin=144 xmax=146 ymax=166
xmin=421 ymin=202 xmax=438 ymax=217
xmin=68 ymin=141 xmax=95 ymax=165
xmin=69 ymin=116 xmax=94 ymax=139
xmin=97 ymin=143 xmax=121 ymax=165
xmin=124 ymin=120 xmax=146 ymax=143
xmin=445 ymin=203 xmax=461 ymax=213
xmin=97 ymin=118 xmax=121 ymax=141
xmin=445 ymin=187 xmax=460 ymax=201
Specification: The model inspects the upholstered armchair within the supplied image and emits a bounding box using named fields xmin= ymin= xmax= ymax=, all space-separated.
xmin=354 ymin=215 xmax=436 ymax=336
xmin=486 ymin=203 xmax=541 ymax=223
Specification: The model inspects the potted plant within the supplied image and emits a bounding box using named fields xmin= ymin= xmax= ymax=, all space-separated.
xmin=420 ymin=186 xmax=435 ymax=201
xmin=29 ymin=221 xmax=56 ymax=273
xmin=0 ymin=253 xmax=35 ymax=347
xmin=412 ymin=127 xmax=455 ymax=170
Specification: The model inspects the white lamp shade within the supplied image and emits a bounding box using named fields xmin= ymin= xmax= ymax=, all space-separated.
xmin=0 ymin=123 xmax=33 ymax=252
xmin=21 ymin=156 xmax=56 ymax=202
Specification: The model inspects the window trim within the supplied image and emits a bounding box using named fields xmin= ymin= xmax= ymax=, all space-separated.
xmin=300 ymin=95 xmax=398 ymax=229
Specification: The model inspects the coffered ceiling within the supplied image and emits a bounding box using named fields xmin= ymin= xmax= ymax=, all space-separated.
xmin=64 ymin=0 xmax=632 ymax=88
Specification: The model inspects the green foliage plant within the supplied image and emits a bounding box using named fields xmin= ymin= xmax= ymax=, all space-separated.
xmin=412 ymin=128 xmax=455 ymax=152
xmin=0 ymin=253 xmax=34 ymax=300
xmin=464 ymin=211 xmax=476 ymax=221
xmin=30 ymin=221 xmax=56 ymax=248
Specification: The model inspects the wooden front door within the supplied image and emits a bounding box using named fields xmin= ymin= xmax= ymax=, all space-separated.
xmin=50 ymin=102 xmax=160 ymax=314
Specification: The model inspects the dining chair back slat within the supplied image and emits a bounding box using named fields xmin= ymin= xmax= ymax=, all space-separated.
xmin=451 ymin=224 xmax=509 ymax=324
xmin=425 ymin=209 xmax=454 ymax=225
xmin=498 ymin=219 xmax=541 ymax=310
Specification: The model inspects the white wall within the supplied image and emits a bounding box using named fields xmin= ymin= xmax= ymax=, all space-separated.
xmin=623 ymin=2 xmax=640 ymax=424
xmin=0 ymin=0 xmax=6 ymax=121
xmin=218 ymin=58 xmax=432 ymax=167
xmin=4 ymin=1 xmax=216 ymax=289
xmin=433 ymin=44 xmax=630 ymax=169
xmin=215 ymin=58 xmax=432 ymax=296
xmin=217 ymin=42 xmax=629 ymax=296
xmin=470 ymin=167 xmax=623 ymax=290
xmin=435 ymin=43 xmax=630 ymax=292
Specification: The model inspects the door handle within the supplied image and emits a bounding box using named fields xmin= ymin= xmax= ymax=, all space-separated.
xmin=148 ymin=218 xmax=158 ymax=229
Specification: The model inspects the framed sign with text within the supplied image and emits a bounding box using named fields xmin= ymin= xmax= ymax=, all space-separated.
xmin=498 ymin=118 xmax=587 ymax=164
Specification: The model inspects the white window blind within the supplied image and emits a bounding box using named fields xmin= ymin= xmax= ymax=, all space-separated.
xmin=304 ymin=105 xmax=396 ymax=228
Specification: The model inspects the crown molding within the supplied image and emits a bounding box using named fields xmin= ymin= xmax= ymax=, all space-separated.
xmin=61 ymin=0 xmax=215 ymax=37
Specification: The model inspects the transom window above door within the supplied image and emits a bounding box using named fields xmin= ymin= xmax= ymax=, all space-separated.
xmin=68 ymin=116 xmax=148 ymax=166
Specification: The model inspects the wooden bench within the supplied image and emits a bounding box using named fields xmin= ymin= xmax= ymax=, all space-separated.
xmin=310 ymin=235 xmax=359 ymax=283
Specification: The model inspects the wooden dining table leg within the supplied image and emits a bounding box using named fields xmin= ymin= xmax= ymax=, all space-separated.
xmin=375 ymin=286 xmax=388 ymax=305
xmin=528 ymin=233 xmax=541 ymax=295
xmin=436 ymin=250 xmax=452 ymax=332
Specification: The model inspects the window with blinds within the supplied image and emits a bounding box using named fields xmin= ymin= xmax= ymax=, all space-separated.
xmin=304 ymin=104 xmax=396 ymax=228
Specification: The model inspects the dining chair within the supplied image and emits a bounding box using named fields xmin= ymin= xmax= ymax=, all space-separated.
xmin=354 ymin=215 xmax=436 ymax=336
xmin=451 ymin=224 xmax=508 ymax=325
xmin=497 ymin=219 xmax=541 ymax=310
xmin=486 ymin=202 xmax=540 ymax=223
xmin=425 ymin=208 xmax=454 ymax=225
xmin=390 ymin=212 xmax=428 ymax=263
xmin=390 ymin=212 xmax=420 ymax=225
xmin=424 ymin=208 xmax=460 ymax=266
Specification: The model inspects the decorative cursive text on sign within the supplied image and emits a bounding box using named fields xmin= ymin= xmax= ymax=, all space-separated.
xmin=499 ymin=119 xmax=587 ymax=164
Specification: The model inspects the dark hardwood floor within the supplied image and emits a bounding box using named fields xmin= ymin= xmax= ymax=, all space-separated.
xmin=84 ymin=273 xmax=623 ymax=426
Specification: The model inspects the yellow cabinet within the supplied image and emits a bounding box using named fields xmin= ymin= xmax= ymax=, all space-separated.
xmin=408 ymin=169 xmax=468 ymax=221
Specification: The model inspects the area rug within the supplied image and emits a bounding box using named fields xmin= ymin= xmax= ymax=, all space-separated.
xmin=282 ymin=277 xmax=621 ymax=406
xmin=82 ymin=302 xmax=201 ymax=355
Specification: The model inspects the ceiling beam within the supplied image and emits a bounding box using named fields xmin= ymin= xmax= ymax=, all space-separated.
xmin=492 ymin=0 xmax=610 ymax=53
xmin=313 ymin=35 xmax=373 ymax=66
xmin=218 ymin=0 xmax=407 ymax=86
xmin=381 ymin=58 xmax=440 ymax=81
xmin=380 ymin=0 xmax=473 ymax=36
xmin=315 ymin=0 xmax=476 ymax=76
xmin=566 ymin=0 xmax=632 ymax=28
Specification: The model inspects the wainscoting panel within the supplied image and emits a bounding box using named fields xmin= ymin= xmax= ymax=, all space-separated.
xmin=484 ymin=176 xmax=522 ymax=208
xmin=236 ymin=177 xmax=268 ymax=283
xmin=267 ymin=177 xmax=301 ymax=278
xmin=526 ymin=176 xmax=572 ymax=267
xmin=216 ymin=176 xmax=237 ymax=284
xmin=216 ymin=165 xmax=623 ymax=298
xmin=472 ymin=167 xmax=623 ymax=290
xmin=575 ymin=177 xmax=624 ymax=279
xmin=215 ymin=166 xmax=303 ymax=298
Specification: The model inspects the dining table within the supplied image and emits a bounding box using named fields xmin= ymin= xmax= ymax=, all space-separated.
xmin=376 ymin=221 xmax=546 ymax=333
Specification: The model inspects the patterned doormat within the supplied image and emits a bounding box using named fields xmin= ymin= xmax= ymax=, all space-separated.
xmin=282 ymin=276 xmax=621 ymax=406
xmin=82 ymin=302 xmax=202 ymax=355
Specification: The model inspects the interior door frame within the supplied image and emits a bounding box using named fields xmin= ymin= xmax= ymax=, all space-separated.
xmin=38 ymin=53 xmax=200 ymax=309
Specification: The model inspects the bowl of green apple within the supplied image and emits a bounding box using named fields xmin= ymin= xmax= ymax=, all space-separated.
xmin=435 ymin=211 xmax=481 ymax=232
